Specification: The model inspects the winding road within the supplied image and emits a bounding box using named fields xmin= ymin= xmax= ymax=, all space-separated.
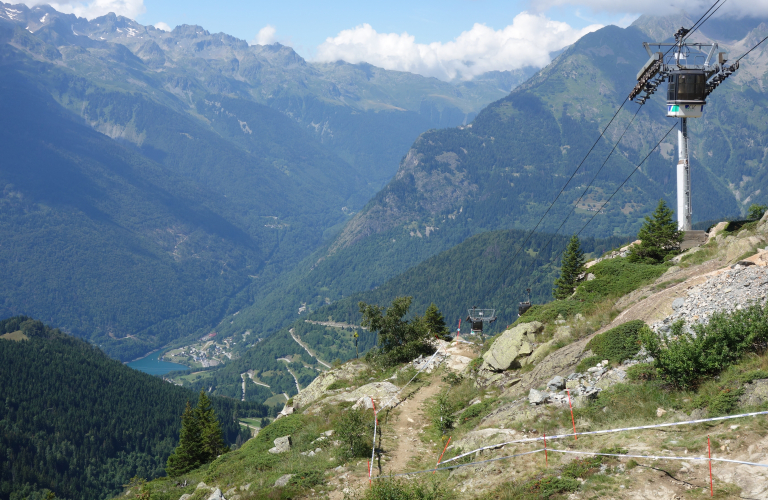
xmin=289 ymin=328 xmax=331 ymax=368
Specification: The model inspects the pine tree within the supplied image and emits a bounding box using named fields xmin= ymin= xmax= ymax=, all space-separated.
xmin=165 ymin=401 xmax=203 ymax=477
xmin=628 ymin=199 xmax=683 ymax=264
xmin=423 ymin=303 xmax=450 ymax=338
xmin=553 ymin=235 xmax=585 ymax=300
xmin=196 ymin=390 xmax=228 ymax=460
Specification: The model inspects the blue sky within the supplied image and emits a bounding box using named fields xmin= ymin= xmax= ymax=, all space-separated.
xmin=137 ymin=0 xmax=635 ymax=57
xmin=29 ymin=0 xmax=758 ymax=81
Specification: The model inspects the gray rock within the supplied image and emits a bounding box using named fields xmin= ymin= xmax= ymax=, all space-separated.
xmin=206 ymin=489 xmax=223 ymax=500
xmin=739 ymin=379 xmax=768 ymax=407
xmin=547 ymin=375 xmax=565 ymax=391
xmin=672 ymin=298 xmax=685 ymax=311
xmin=481 ymin=322 xmax=544 ymax=371
xmin=274 ymin=474 xmax=293 ymax=488
xmin=586 ymin=273 xmax=596 ymax=281
xmin=528 ymin=388 xmax=549 ymax=405
xmin=268 ymin=435 xmax=292 ymax=454
xmin=179 ymin=495 xmax=192 ymax=500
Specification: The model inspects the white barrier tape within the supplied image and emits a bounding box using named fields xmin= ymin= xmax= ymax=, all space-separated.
xmin=371 ymin=447 xmax=768 ymax=481
xmin=370 ymin=449 xmax=545 ymax=479
xmin=547 ymin=449 xmax=768 ymax=468
xmin=441 ymin=410 xmax=768 ymax=465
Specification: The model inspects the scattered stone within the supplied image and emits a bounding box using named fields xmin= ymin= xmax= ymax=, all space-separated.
xmin=225 ymin=488 xmax=237 ymax=497
xmin=672 ymin=298 xmax=685 ymax=311
xmin=179 ymin=495 xmax=191 ymax=500
xmin=206 ymin=489 xmax=223 ymax=500
xmin=657 ymin=408 xmax=667 ymax=417
xmin=586 ymin=273 xmax=596 ymax=281
xmin=730 ymin=425 xmax=740 ymax=430
xmin=274 ymin=474 xmax=293 ymax=488
xmin=528 ymin=389 xmax=549 ymax=405
xmin=547 ymin=376 xmax=565 ymax=391
xmin=196 ymin=483 xmax=209 ymax=490
xmin=468 ymin=397 xmax=482 ymax=406
xmin=268 ymin=436 xmax=292 ymax=454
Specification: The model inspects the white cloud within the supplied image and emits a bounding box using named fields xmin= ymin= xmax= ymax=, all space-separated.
xmin=154 ymin=21 xmax=171 ymax=32
xmin=20 ymin=0 xmax=145 ymax=19
xmin=534 ymin=0 xmax=768 ymax=18
xmin=251 ymin=24 xmax=277 ymax=46
xmin=314 ymin=13 xmax=602 ymax=81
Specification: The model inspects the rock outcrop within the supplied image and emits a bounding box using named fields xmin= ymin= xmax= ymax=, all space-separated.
xmin=292 ymin=362 xmax=366 ymax=410
xmin=481 ymin=322 xmax=544 ymax=371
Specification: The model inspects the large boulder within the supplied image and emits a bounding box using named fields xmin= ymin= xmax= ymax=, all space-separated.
xmin=268 ymin=435 xmax=292 ymax=454
xmin=481 ymin=322 xmax=543 ymax=371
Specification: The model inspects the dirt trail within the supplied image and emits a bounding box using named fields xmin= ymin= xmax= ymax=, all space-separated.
xmin=327 ymin=378 xmax=446 ymax=500
xmin=380 ymin=380 xmax=444 ymax=474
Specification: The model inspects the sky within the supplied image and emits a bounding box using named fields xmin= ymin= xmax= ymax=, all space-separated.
xmin=18 ymin=0 xmax=766 ymax=81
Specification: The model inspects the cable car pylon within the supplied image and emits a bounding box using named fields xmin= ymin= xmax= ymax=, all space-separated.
xmin=630 ymin=27 xmax=739 ymax=230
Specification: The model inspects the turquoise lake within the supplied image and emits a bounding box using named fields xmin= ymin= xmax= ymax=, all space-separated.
xmin=127 ymin=351 xmax=187 ymax=375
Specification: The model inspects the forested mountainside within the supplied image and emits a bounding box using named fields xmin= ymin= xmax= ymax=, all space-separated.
xmin=192 ymin=229 xmax=629 ymax=402
xmin=0 ymin=2 xmax=525 ymax=360
xmin=222 ymin=14 xmax=768 ymax=338
xmin=0 ymin=316 xmax=260 ymax=500
xmin=0 ymin=1 xmax=529 ymax=196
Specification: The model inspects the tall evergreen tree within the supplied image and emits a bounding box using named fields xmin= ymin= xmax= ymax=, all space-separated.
xmin=423 ymin=303 xmax=450 ymax=338
xmin=553 ymin=235 xmax=585 ymax=300
xmin=165 ymin=401 xmax=203 ymax=477
xmin=196 ymin=391 xmax=228 ymax=460
xmin=628 ymin=199 xmax=683 ymax=264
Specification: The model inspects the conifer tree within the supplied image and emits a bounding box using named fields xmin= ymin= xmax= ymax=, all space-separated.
xmin=196 ymin=390 xmax=228 ymax=459
xmin=423 ymin=303 xmax=450 ymax=338
xmin=553 ymin=235 xmax=585 ymax=300
xmin=628 ymin=199 xmax=683 ymax=264
xmin=165 ymin=401 xmax=203 ymax=477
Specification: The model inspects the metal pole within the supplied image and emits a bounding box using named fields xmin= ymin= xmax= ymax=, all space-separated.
xmin=677 ymin=117 xmax=691 ymax=231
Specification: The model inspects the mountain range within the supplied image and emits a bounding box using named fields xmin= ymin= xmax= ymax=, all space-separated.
xmin=0 ymin=2 xmax=530 ymax=359
xmin=218 ymin=13 xmax=768 ymax=341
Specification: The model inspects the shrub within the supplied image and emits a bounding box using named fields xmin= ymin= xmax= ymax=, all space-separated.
xmin=429 ymin=392 xmax=455 ymax=435
xmin=585 ymin=320 xmax=646 ymax=364
xmin=575 ymin=355 xmax=602 ymax=373
xmin=561 ymin=456 xmax=603 ymax=479
xmin=326 ymin=379 xmax=350 ymax=390
xmin=531 ymin=477 xmax=580 ymax=497
xmin=626 ymin=363 xmax=656 ymax=381
xmin=707 ymin=390 xmax=742 ymax=417
xmin=642 ymin=304 xmax=768 ymax=389
xmin=336 ymin=408 xmax=373 ymax=458
xmin=361 ymin=477 xmax=450 ymax=500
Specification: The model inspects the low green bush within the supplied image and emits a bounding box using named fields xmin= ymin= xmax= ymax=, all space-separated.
xmin=707 ymin=390 xmax=742 ymax=417
xmin=585 ymin=320 xmax=646 ymax=364
xmin=326 ymin=379 xmax=351 ymax=390
xmin=575 ymin=355 xmax=602 ymax=373
xmin=561 ymin=456 xmax=603 ymax=479
xmin=361 ymin=477 xmax=451 ymax=500
xmin=642 ymin=304 xmax=768 ymax=389
xmin=626 ymin=363 xmax=656 ymax=381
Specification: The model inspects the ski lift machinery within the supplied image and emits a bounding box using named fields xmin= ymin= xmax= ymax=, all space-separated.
xmin=466 ymin=306 xmax=496 ymax=341
xmin=629 ymin=27 xmax=739 ymax=230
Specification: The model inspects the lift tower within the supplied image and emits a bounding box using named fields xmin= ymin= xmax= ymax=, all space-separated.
xmin=630 ymin=28 xmax=739 ymax=230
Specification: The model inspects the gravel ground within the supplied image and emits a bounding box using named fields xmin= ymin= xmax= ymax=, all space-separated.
xmin=651 ymin=263 xmax=768 ymax=335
